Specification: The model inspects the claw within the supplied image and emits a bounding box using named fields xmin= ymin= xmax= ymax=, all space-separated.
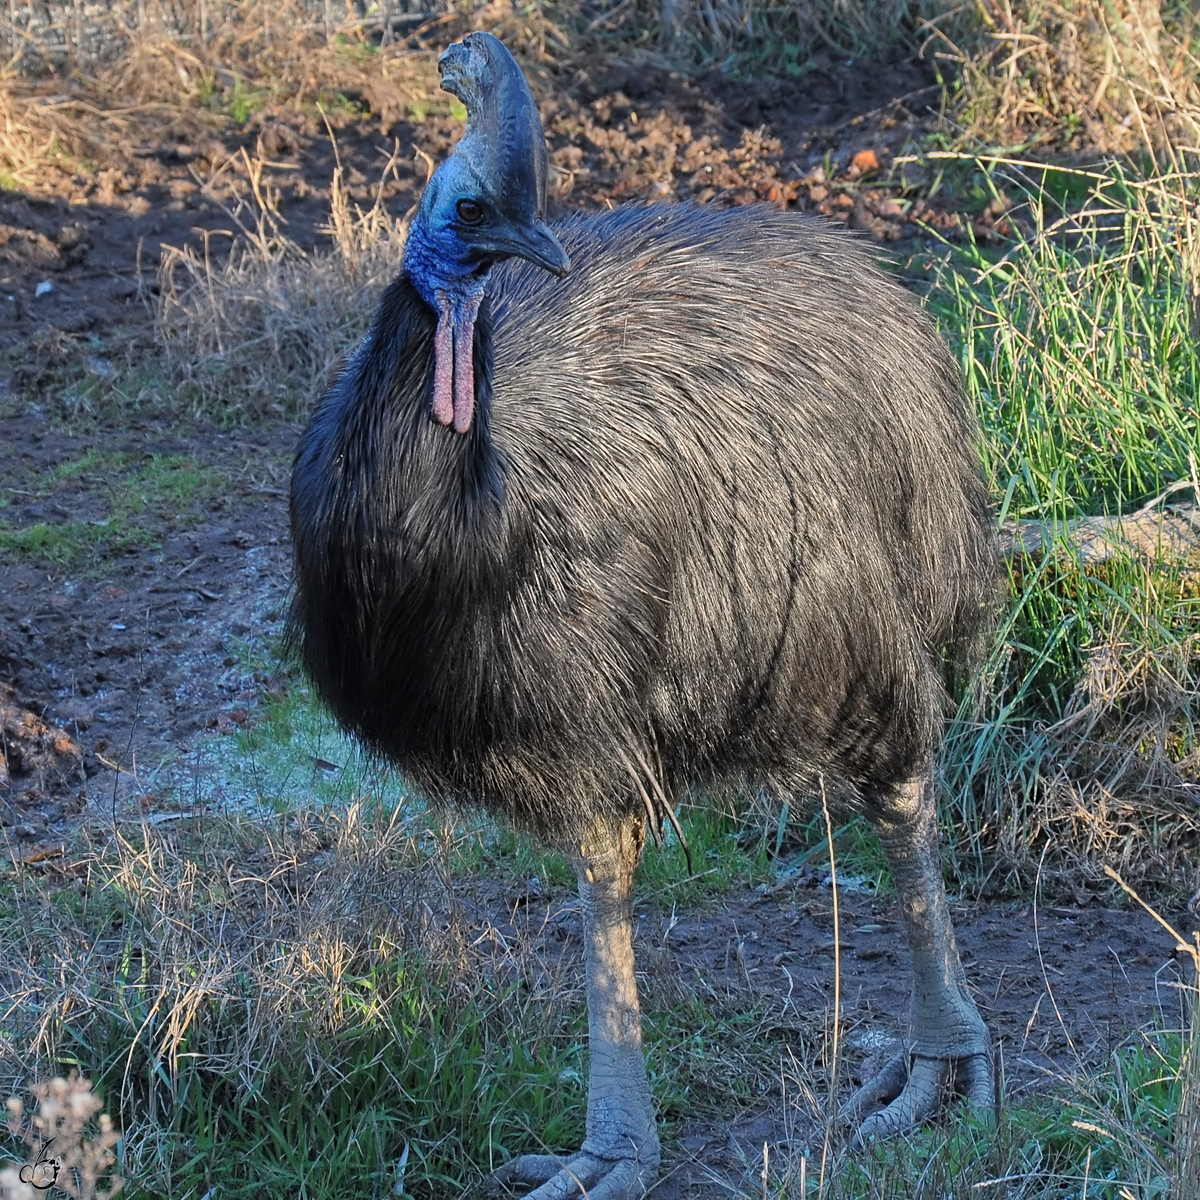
xmin=492 ymin=1154 xmax=571 ymax=1190
xmin=493 ymin=1152 xmax=649 ymax=1200
xmin=955 ymin=1051 xmax=996 ymax=1110
xmin=838 ymin=1049 xmax=910 ymax=1124
xmin=844 ymin=1050 xmax=996 ymax=1146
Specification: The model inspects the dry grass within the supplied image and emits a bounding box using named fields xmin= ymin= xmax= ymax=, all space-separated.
xmin=0 ymin=0 xmax=447 ymax=190
xmin=964 ymin=618 xmax=1200 ymax=891
xmin=0 ymin=0 xmax=960 ymax=191
xmin=9 ymin=802 xmax=456 ymax=1096
xmin=0 ymin=798 xmax=588 ymax=1193
xmin=932 ymin=0 xmax=1200 ymax=158
xmin=1 ymin=1075 xmax=124 ymax=1200
xmin=2 ymin=0 xmax=1197 ymax=192
xmin=650 ymin=0 xmax=952 ymax=70
xmin=154 ymin=138 xmax=409 ymax=417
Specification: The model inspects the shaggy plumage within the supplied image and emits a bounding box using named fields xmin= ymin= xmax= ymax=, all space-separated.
xmin=290 ymin=201 xmax=994 ymax=843
xmin=291 ymin=38 xmax=995 ymax=1184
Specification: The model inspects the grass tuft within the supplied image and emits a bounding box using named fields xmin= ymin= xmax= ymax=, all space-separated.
xmin=933 ymin=0 xmax=1200 ymax=159
xmin=154 ymin=143 xmax=408 ymax=420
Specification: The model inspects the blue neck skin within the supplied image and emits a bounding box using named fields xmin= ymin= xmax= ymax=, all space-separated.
xmin=403 ymin=174 xmax=492 ymax=435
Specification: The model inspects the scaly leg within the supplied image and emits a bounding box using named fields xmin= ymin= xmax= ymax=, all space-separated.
xmin=842 ymin=772 xmax=994 ymax=1141
xmin=494 ymin=817 xmax=660 ymax=1199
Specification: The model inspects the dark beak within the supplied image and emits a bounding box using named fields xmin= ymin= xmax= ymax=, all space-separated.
xmin=508 ymin=218 xmax=571 ymax=277
xmin=467 ymin=214 xmax=570 ymax=278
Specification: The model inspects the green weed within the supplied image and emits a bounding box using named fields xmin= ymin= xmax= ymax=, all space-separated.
xmin=198 ymin=74 xmax=267 ymax=125
xmin=0 ymin=453 xmax=225 ymax=571
xmin=922 ymin=162 xmax=1200 ymax=891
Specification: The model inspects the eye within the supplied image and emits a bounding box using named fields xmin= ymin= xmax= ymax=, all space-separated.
xmin=455 ymin=198 xmax=485 ymax=224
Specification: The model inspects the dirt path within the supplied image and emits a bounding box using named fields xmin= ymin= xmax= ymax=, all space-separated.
xmin=0 ymin=51 xmax=1008 ymax=358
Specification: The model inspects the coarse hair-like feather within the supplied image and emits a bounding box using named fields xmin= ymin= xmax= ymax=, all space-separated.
xmin=289 ymin=203 xmax=996 ymax=845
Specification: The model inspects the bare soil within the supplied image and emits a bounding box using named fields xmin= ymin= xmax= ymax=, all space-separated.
xmin=0 ymin=46 xmax=1184 ymax=1188
xmin=488 ymin=871 xmax=1191 ymax=1194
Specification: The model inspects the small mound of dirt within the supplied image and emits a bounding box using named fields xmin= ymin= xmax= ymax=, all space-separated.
xmin=0 ymin=680 xmax=89 ymax=855
xmin=0 ymin=680 xmax=82 ymax=793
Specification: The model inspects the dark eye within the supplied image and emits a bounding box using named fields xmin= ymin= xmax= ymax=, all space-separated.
xmin=456 ymin=198 xmax=484 ymax=224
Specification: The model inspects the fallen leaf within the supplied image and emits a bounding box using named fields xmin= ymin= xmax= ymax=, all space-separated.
xmin=57 ymin=698 xmax=94 ymax=727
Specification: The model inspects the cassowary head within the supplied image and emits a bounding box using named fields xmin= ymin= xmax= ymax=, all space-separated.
xmin=403 ymin=32 xmax=570 ymax=433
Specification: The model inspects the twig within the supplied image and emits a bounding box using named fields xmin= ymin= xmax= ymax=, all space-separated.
xmin=818 ymin=773 xmax=840 ymax=1195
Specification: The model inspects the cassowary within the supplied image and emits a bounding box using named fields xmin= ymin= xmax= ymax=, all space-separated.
xmin=290 ymin=31 xmax=995 ymax=1198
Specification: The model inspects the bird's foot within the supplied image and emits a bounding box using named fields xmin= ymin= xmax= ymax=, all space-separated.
xmin=842 ymin=1050 xmax=995 ymax=1145
xmin=492 ymin=1146 xmax=656 ymax=1200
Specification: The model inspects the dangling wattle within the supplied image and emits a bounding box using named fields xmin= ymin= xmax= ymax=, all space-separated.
xmin=430 ymin=288 xmax=485 ymax=434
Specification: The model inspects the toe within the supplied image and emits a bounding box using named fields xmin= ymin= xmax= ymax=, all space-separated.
xmin=839 ymin=1049 xmax=909 ymax=1124
xmin=577 ymin=1157 xmax=642 ymax=1200
xmin=493 ymin=1154 xmax=570 ymax=1190
xmin=516 ymin=1154 xmax=646 ymax=1200
xmin=955 ymin=1051 xmax=996 ymax=1112
xmin=851 ymin=1055 xmax=949 ymax=1145
xmin=494 ymin=1150 xmax=655 ymax=1200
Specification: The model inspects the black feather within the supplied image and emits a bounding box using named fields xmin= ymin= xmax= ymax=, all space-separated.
xmin=290 ymin=202 xmax=995 ymax=846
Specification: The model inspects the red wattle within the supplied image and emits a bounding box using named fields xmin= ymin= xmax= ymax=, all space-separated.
xmin=453 ymin=291 xmax=484 ymax=434
xmin=431 ymin=293 xmax=455 ymax=426
xmin=430 ymin=289 xmax=483 ymax=434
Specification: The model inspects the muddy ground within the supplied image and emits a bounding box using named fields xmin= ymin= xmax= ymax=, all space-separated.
xmin=0 ymin=41 xmax=1188 ymax=1193
xmin=500 ymin=878 xmax=1187 ymax=1193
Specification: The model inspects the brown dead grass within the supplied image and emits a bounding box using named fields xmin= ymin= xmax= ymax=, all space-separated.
xmin=954 ymin=546 xmax=1200 ymax=895
xmin=3 ymin=0 xmax=1196 ymax=197
xmin=932 ymin=0 xmax=1200 ymax=158
xmin=154 ymin=138 xmax=408 ymax=416
xmin=6 ymin=801 xmax=460 ymax=1106
xmin=0 ymin=0 xmax=445 ymax=190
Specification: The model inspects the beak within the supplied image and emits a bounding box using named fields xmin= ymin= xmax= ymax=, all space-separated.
xmin=508 ymin=217 xmax=571 ymax=277
xmin=474 ymin=216 xmax=571 ymax=278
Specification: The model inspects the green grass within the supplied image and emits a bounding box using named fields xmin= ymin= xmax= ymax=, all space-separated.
xmin=0 ymin=451 xmax=225 ymax=571
xmin=936 ymin=211 xmax=1198 ymax=521
xmin=921 ymin=166 xmax=1200 ymax=890
xmin=108 ymin=949 xmax=589 ymax=1198
xmin=1 ymin=763 xmax=784 ymax=1198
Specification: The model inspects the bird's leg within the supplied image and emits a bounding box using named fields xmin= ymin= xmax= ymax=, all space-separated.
xmin=842 ymin=771 xmax=994 ymax=1141
xmin=494 ymin=815 xmax=659 ymax=1199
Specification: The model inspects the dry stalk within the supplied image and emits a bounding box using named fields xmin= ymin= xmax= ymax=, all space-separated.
xmin=979 ymin=622 xmax=1200 ymax=890
xmin=1 ymin=1075 xmax=123 ymax=1200
xmin=155 ymin=142 xmax=407 ymax=417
